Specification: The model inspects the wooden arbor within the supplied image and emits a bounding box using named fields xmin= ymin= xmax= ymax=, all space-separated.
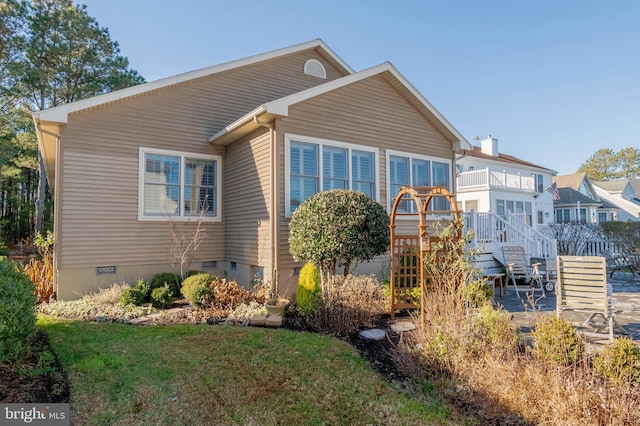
xmin=389 ymin=186 xmax=462 ymax=321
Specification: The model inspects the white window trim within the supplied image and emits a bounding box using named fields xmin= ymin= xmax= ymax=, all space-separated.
xmin=386 ymin=149 xmax=453 ymax=212
xmin=284 ymin=134 xmax=380 ymax=217
xmin=138 ymin=147 xmax=222 ymax=222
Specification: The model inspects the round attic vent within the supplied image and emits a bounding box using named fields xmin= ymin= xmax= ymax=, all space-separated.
xmin=303 ymin=59 xmax=326 ymax=79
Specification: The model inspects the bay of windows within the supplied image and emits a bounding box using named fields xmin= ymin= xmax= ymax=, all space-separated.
xmin=387 ymin=150 xmax=451 ymax=212
xmin=286 ymin=135 xmax=377 ymax=215
xmin=139 ymin=147 xmax=220 ymax=221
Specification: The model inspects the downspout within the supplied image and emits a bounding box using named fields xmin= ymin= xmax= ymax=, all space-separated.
xmin=452 ymin=149 xmax=468 ymax=192
xmin=253 ymin=116 xmax=279 ymax=290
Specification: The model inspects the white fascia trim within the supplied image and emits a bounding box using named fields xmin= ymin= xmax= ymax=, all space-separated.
xmin=384 ymin=65 xmax=471 ymax=151
xmin=264 ymin=62 xmax=471 ymax=151
xmin=208 ymin=106 xmax=267 ymax=143
xmin=34 ymin=39 xmax=353 ymax=124
xmin=208 ymin=64 xmax=393 ymax=142
xmin=459 ymin=156 xmax=557 ymax=175
xmin=207 ymin=64 xmax=389 ymax=142
xmin=265 ymin=63 xmax=393 ymax=115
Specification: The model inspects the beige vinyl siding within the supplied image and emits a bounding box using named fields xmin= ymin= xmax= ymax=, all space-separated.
xmin=224 ymin=129 xmax=272 ymax=268
xmin=274 ymin=73 xmax=455 ymax=274
xmin=57 ymin=49 xmax=341 ymax=271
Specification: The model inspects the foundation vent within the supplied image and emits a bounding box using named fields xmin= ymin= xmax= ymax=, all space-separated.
xmin=96 ymin=266 xmax=117 ymax=275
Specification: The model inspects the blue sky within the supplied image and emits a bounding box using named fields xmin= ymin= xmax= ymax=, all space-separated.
xmin=81 ymin=0 xmax=640 ymax=175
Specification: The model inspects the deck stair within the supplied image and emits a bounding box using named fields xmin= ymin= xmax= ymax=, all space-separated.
xmin=462 ymin=210 xmax=557 ymax=264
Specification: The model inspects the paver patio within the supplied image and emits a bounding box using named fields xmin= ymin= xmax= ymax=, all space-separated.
xmin=496 ymin=270 xmax=640 ymax=346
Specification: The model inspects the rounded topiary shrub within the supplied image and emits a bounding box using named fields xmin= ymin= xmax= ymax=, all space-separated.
xmin=120 ymin=279 xmax=150 ymax=306
xmin=181 ymin=273 xmax=213 ymax=308
xmin=0 ymin=258 xmax=37 ymax=362
xmin=296 ymin=262 xmax=321 ymax=316
xmin=289 ymin=189 xmax=390 ymax=276
xmin=594 ymin=337 xmax=640 ymax=385
xmin=150 ymin=272 xmax=181 ymax=298
xmin=532 ymin=314 xmax=584 ymax=366
xmin=150 ymin=285 xmax=174 ymax=309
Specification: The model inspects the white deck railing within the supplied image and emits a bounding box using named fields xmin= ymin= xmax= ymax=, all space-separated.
xmin=457 ymin=168 xmax=537 ymax=192
xmin=463 ymin=211 xmax=557 ymax=259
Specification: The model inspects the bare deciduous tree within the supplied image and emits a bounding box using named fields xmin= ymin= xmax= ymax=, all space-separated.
xmin=168 ymin=209 xmax=207 ymax=280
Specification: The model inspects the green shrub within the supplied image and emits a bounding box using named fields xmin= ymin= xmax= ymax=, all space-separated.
xmin=150 ymin=285 xmax=174 ymax=309
xmin=120 ymin=279 xmax=150 ymax=306
xmin=476 ymin=304 xmax=518 ymax=350
xmin=594 ymin=337 xmax=640 ymax=385
xmin=289 ymin=189 xmax=390 ymax=276
xmin=296 ymin=262 xmax=321 ymax=316
xmin=0 ymin=258 xmax=37 ymax=362
xmin=462 ymin=279 xmax=492 ymax=308
xmin=150 ymin=272 xmax=181 ymax=298
xmin=0 ymin=239 xmax=9 ymax=256
xmin=181 ymin=273 xmax=213 ymax=308
xmin=532 ymin=314 xmax=584 ymax=366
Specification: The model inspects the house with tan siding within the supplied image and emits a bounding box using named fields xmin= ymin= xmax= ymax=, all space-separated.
xmin=33 ymin=39 xmax=471 ymax=300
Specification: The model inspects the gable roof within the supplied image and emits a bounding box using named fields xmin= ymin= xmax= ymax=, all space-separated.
xmin=32 ymin=39 xmax=353 ymax=124
xmin=553 ymin=172 xmax=588 ymax=190
xmin=630 ymin=179 xmax=640 ymax=197
xmin=208 ymin=62 xmax=472 ymax=151
xmin=555 ymin=187 xmax=601 ymax=207
xmin=462 ymin=146 xmax=554 ymax=172
xmin=592 ymin=179 xmax=629 ymax=193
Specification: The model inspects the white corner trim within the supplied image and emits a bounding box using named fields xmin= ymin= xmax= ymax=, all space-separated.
xmin=35 ymin=39 xmax=353 ymax=124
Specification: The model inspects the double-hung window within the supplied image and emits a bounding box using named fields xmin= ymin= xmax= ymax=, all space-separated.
xmin=139 ymin=147 xmax=221 ymax=221
xmin=387 ymin=150 xmax=451 ymax=212
xmin=286 ymin=135 xmax=378 ymax=215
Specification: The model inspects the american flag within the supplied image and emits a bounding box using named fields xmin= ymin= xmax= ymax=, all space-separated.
xmin=546 ymin=182 xmax=560 ymax=201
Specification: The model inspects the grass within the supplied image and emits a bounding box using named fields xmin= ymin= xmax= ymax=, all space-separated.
xmin=39 ymin=315 xmax=454 ymax=426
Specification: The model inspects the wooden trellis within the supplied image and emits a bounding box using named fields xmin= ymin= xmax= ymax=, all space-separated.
xmin=389 ymin=186 xmax=462 ymax=322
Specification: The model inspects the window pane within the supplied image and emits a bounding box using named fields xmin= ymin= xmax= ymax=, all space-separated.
xmin=290 ymin=142 xmax=319 ymax=212
xmin=506 ymin=200 xmax=514 ymax=214
xmin=497 ymin=200 xmax=505 ymax=217
xmin=536 ymin=174 xmax=544 ymax=193
xmin=323 ymin=146 xmax=348 ymax=190
xmin=352 ymin=150 xmax=374 ymax=198
xmin=412 ymin=159 xmax=430 ymax=186
xmin=390 ymin=155 xmax=409 ymax=212
xmin=185 ymin=159 xmax=216 ymax=216
xmin=144 ymin=154 xmax=180 ymax=215
xmin=431 ymin=161 xmax=450 ymax=210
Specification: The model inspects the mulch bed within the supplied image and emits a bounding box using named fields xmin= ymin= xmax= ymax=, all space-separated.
xmin=0 ymin=331 xmax=70 ymax=403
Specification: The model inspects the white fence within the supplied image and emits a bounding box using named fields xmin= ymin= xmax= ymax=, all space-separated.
xmin=462 ymin=211 xmax=557 ymax=258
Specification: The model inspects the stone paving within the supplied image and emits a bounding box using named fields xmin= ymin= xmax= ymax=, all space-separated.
xmin=495 ymin=271 xmax=640 ymax=346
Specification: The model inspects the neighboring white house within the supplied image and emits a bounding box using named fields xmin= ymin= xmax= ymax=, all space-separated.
xmin=552 ymin=173 xmax=619 ymax=224
xmin=456 ymin=136 xmax=557 ymax=229
xmin=592 ymin=179 xmax=640 ymax=222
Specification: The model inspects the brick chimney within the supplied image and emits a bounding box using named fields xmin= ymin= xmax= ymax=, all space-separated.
xmin=480 ymin=135 xmax=499 ymax=157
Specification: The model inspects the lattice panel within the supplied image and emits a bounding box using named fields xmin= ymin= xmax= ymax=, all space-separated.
xmin=391 ymin=235 xmax=422 ymax=311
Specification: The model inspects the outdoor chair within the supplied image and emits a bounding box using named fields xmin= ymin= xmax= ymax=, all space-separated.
xmin=501 ymin=246 xmax=545 ymax=298
xmin=530 ymin=256 xmax=557 ymax=292
xmin=556 ymin=255 xmax=627 ymax=340
xmin=601 ymin=249 xmax=637 ymax=278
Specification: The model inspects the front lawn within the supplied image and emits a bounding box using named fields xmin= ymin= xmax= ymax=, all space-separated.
xmin=39 ymin=316 xmax=453 ymax=425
